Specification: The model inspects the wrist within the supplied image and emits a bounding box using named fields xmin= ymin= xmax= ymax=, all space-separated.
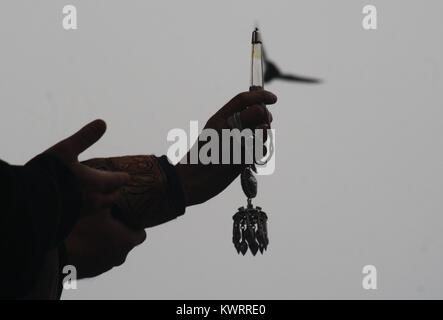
xmin=155 ymin=156 xmax=186 ymax=214
xmin=174 ymin=163 xmax=191 ymax=207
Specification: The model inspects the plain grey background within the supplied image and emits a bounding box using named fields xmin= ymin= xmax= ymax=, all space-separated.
xmin=0 ymin=0 xmax=442 ymax=299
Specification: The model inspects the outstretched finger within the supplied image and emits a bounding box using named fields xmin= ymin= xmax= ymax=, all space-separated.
xmin=46 ymin=119 xmax=107 ymax=160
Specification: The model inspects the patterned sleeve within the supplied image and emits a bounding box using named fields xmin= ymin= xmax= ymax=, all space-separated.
xmin=82 ymin=155 xmax=186 ymax=229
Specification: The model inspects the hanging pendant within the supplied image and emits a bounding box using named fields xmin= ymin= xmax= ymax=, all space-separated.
xmin=232 ymin=166 xmax=269 ymax=255
xmin=232 ymin=199 xmax=269 ymax=256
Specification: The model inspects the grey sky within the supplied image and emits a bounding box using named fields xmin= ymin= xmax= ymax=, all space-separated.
xmin=0 ymin=0 xmax=442 ymax=299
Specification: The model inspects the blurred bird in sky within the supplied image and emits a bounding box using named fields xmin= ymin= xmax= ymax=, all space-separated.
xmin=263 ymin=47 xmax=321 ymax=84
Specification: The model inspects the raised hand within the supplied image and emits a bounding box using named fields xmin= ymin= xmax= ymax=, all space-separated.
xmin=44 ymin=119 xmax=130 ymax=217
xmin=175 ymin=90 xmax=277 ymax=206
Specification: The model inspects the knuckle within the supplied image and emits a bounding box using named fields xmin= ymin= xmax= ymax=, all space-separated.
xmin=234 ymin=92 xmax=249 ymax=105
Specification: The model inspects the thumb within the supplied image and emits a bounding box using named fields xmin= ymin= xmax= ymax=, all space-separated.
xmin=45 ymin=119 xmax=107 ymax=161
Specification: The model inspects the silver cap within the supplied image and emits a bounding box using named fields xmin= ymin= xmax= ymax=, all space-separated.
xmin=251 ymin=27 xmax=262 ymax=44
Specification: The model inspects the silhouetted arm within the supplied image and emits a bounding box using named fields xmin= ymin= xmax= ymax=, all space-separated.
xmin=0 ymin=155 xmax=81 ymax=298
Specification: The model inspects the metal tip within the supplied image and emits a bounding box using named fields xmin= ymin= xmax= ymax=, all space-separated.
xmin=252 ymin=28 xmax=262 ymax=43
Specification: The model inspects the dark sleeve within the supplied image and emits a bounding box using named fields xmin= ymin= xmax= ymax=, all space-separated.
xmin=156 ymin=155 xmax=186 ymax=217
xmin=0 ymin=153 xmax=81 ymax=299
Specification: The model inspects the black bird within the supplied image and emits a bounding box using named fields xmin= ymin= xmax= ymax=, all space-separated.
xmin=263 ymin=48 xmax=321 ymax=84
